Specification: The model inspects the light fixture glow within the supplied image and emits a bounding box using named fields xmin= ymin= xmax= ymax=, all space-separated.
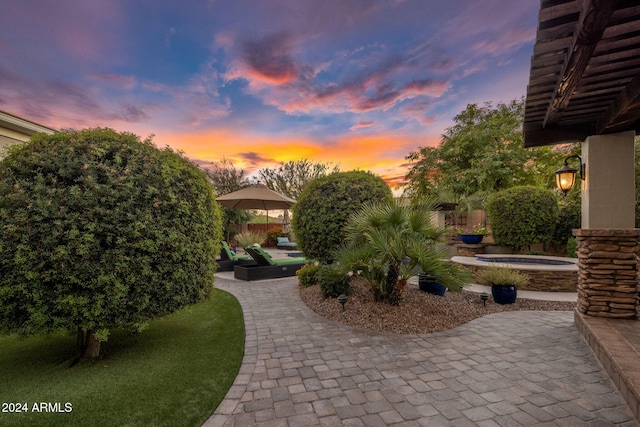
xmin=555 ymin=155 xmax=584 ymax=196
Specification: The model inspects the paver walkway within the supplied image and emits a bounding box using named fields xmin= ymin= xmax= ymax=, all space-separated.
xmin=204 ymin=275 xmax=637 ymax=426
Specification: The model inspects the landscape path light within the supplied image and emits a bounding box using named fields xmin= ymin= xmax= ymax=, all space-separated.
xmin=480 ymin=292 xmax=489 ymax=307
xmin=337 ymin=294 xmax=348 ymax=311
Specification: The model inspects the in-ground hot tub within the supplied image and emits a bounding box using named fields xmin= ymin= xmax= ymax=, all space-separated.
xmin=451 ymin=254 xmax=578 ymax=292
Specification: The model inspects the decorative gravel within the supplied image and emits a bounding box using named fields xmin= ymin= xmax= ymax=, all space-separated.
xmin=299 ymin=279 xmax=576 ymax=335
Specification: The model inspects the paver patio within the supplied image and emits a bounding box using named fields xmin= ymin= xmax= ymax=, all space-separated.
xmin=204 ymin=274 xmax=637 ymax=426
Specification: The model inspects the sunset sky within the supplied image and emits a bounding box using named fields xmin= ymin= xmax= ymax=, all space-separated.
xmin=1 ymin=1 xmax=539 ymax=188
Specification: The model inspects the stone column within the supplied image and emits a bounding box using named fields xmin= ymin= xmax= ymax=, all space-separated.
xmin=574 ymin=229 xmax=640 ymax=319
xmin=576 ymin=131 xmax=638 ymax=318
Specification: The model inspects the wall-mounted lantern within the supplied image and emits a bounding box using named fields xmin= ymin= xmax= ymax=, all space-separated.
xmin=555 ymin=155 xmax=585 ymax=196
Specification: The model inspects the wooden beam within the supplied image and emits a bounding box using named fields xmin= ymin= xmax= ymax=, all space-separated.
xmin=543 ymin=0 xmax=618 ymax=128
xmin=524 ymin=124 xmax=594 ymax=147
xmin=597 ymin=71 xmax=640 ymax=133
xmin=539 ymin=1 xmax=580 ymax=23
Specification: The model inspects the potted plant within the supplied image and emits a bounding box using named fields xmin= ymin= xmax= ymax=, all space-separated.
xmin=418 ymin=273 xmax=446 ymax=296
xmin=455 ymin=224 xmax=489 ymax=244
xmin=477 ymin=266 xmax=528 ymax=304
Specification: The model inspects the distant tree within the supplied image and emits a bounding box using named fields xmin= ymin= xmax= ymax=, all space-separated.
xmin=404 ymin=99 xmax=567 ymax=201
xmin=0 ymin=129 xmax=222 ymax=360
xmin=404 ymin=146 xmax=441 ymax=199
xmin=204 ymin=158 xmax=252 ymax=240
xmin=206 ymin=158 xmax=250 ymax=195
xmin=257 ymin=160 xmax=340 ymax=199
xmin=292 ymin=171 xmax=392 ymax=262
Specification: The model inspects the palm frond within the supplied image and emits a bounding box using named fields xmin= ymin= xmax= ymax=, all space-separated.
xmin=334 ymin=197 xmax=472 ymax=302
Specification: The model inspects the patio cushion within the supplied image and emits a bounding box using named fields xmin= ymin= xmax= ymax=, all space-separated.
xmin=246 ymin=246 xmax=306 ymax=266
xmin=276 ymin=236 xmax=298 ymax=249
xmin=220 ymin=241 xmax=251 ymax=261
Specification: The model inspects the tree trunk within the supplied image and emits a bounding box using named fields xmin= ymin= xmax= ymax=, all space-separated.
xmin=75 ymin=328 xmax=85 ymax=360
xmin=389 ymin=278 xmax=407 ymax=306
xmin=82 ymin=330 xmax=102 ymax=359
xmin=386 ymin=263 xmax=400 ymax=304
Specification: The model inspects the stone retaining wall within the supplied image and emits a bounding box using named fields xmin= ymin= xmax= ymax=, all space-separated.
xmin=574 ymin=229 xmax=640 ymax=319
xmin=463 ymin=264 xmax=578 ymax=292
xmin=456 ymin=244 xmax=487 ymax=257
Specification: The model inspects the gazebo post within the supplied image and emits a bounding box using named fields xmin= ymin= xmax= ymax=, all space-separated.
xmin=574 ymin=131 xmax=638 ymax=319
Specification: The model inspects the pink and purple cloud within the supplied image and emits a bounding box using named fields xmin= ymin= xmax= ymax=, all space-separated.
xmin=0 ymin=0 xmax=538 ymax=188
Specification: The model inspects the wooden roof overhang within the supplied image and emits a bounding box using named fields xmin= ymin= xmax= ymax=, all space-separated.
xmin=524 ymin=0 xmax=640 ymax=147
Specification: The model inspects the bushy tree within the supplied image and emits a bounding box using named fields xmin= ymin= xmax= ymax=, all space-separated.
xmin=333 ymin=198 xmax=470 ymax=304
xmin=258 ymin=160 xmax=340 ymax=199
xmin=292 ymin=171 xmax=392 ymax=262
xmin=0 ymin=129 xmax=222 ymax=359
xmin=204 ymin=158 xmax=252 ymax=240
xmin=404 ymin=99 xmax=568 ymax=200
xmin=487 ymin=186 xmax=559 ymax=252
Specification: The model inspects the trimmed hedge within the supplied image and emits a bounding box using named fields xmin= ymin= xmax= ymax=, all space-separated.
xmin=292 ymin=171 xmax=392 ymax=262
xmin=487 ymin=186 xmax=559 ymax=251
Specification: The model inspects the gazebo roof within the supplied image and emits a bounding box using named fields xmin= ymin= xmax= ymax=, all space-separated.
xmin=524 ymin=0 xmax=640 ymax=147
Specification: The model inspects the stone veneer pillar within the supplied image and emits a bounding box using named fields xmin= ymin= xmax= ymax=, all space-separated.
xmin=574 ymin=229 xmax=640 ymax=319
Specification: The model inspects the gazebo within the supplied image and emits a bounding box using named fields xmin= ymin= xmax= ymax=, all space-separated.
xmin=524 ymin=0 xmax=640 ymax=420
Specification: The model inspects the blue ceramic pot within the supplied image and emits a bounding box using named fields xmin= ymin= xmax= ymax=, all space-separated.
xmin=459 ymin=234 xmax=483 ymax=244
xmin=491 ymin=284 xmax=517 ymax=304
xmin=418 ymin=274 xmax=446 ymax=296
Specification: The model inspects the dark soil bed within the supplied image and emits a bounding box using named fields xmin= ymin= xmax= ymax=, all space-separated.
xmin=299 ymin=279 xmax=576 ymax=335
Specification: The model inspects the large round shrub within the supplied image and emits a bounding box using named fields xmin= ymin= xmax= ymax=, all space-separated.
xmin=487 ymin=186 xmax=559 ymax=252
xmin=0 ymin=128 xmax=222 ymax=358
xmin=292 ymin=170 xmax=392 ymax=262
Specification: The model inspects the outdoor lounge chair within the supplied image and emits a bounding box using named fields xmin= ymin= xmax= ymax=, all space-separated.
xmin=234 ymin=246 xmax=307 ymax=280
xmin=217 ymin=241 xmax=254 ymax=272
xmin=276 ymin=236 xmax=298 ymax=250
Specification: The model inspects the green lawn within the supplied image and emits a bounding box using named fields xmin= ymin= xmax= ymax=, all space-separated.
xmin=0 ymin=288 xmax=244 ymax=427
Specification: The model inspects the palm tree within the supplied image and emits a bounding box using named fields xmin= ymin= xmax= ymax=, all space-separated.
xmin=333 ymin=198 xmax=470 ymax=305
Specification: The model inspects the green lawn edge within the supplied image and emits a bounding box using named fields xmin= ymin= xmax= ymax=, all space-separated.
xmin=0 ymin=288 xmax=245 ymax=427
